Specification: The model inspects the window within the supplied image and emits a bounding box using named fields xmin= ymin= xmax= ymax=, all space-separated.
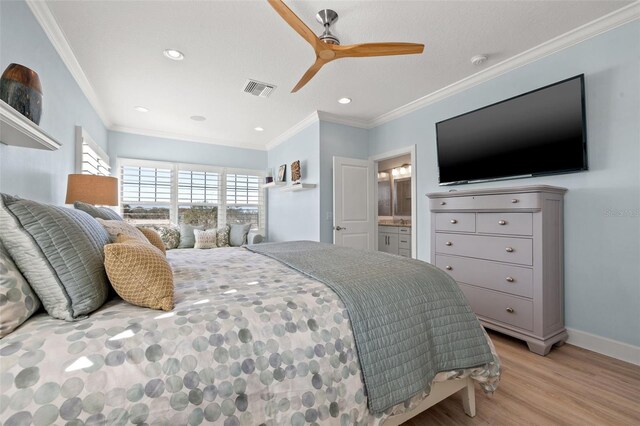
xmin=117 ymin=159 xmax=264 ymax=230
xmin=226 ymin=173 xmax=262 ymax=228
xmin=178 ymin=170 xmax=220 ymax=228
xmin=120 ymin=165 xmax=172 ymax=225
xmin=76 ymin=126 xmax=110 ymax=176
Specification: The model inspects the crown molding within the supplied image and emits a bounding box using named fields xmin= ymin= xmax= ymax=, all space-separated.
xmin=26 ymin=0 xmax=113 ymax=128
xmin=317 ymin=111 xmax=370 ymax=129
xmin=110 ymin=125 xmax=266 ymax=151
xmin=266 ymin=111 xmax=320 ymax=150
xmin=369 ymin=1 xmax=640 ymax=128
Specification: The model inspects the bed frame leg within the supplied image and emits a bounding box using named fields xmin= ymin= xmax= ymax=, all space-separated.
xmin=461 ymin=378 xmax=476 ymax=417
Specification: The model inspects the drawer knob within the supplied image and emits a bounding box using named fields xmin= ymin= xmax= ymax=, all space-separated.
xmin=440 ymin=201 xmax=446 ymax=205
xmin=445 ymin=241 xmax=452 ymax=246
xmin=445 ymin=265 xmax=452 ymax=270
xmin=505 ymin=247 xmax=514 ymax=253
xmin=511 ymin=199 xmax=519 ymax=204
xmin=450 ymin=219 xmax=458 ymax=224
xmin=505 ymin=276 xmax=515 ymax=283
xmin=498 ymin=220 xmax=507 ymax=225
xmin=506 ymin=307 xmax=515 ymax=313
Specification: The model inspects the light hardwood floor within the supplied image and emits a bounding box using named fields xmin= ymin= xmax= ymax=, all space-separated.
xmin=405 ymin=331 xmax=640 ymax=425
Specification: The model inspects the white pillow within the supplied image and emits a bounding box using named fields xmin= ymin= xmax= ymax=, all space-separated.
xmin=193 ymin=229 xmax=218 ymax=249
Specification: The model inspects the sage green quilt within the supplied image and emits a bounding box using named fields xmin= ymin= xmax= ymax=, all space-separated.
xmin=247 ymin=241 xmax=495 ymax=413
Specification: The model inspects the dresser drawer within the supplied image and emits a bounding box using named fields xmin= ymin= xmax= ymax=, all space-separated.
xmin=435 ymin=255 xmax=533 ymax=298
xmin=459 ymin=283 xmax=533 ymax=331
xmin=430 ymin=192 xmax=541 ymax=212
xmin=398 ymin=235 xmax=411 ymax=250
xmin=434 ymin=213 xmax=475 ymax=232
xmin=435 ymin=233 xmax=533 ymax=266
xmin=477 ymin=213 xmax=533 ymax=236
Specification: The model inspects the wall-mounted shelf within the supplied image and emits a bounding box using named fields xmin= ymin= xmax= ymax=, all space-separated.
xmin=263 ymin=181 xmax=286 ymax=189
xmin=281 ymin=183 xmax=317 ymax=192
xmin=0 ymin=100 xmax=61 ymax=151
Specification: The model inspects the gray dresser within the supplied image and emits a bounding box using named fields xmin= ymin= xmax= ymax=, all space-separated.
xmin=427 ymin=185 xmax=567 ymax=355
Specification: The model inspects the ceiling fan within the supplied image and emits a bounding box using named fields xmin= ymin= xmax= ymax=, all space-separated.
xmin=268 ymin=0 xmax=425 ymax=92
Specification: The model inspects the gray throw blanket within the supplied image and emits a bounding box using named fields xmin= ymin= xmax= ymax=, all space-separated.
xmin=247 ymin=241 xmax=494 ymax=413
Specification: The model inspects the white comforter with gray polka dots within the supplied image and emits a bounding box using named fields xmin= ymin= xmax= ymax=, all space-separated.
xmin=0 ymin=247 xmax=500 ymax=425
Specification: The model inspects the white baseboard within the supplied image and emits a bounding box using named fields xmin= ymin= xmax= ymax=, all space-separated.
xmin=566 ymin=328 xmax=640 ymax=366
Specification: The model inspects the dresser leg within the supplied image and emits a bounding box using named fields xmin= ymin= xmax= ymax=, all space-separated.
xmin=526 ymin=340 xmax=552 ymax=356
xmin=525 ymin=330 xmax=568 ymax=356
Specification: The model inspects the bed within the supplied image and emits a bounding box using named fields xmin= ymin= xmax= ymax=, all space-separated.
xmin=0 ymin=244 xmax=500 ymax=425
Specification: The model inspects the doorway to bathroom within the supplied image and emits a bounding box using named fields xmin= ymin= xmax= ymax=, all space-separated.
xmin=371 ymin=146 xmax=416 ymax=258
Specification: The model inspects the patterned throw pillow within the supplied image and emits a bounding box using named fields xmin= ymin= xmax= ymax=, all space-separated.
xmin=194 ymin=229 xmax=218 ymax=249
xmin=137 ymin=227 xmax=166 ymax=255
xmin=0 ymin=243 xmax=41 ymax=338
xmin=73 ymin=201 xmax=123 ymax=221
xmin=217 ymin=224 xmax=231 ymax=247
xmin=104 ymin=235 xmax=174 ymax=311
xmin=178 ymin=224 xmax=205 ymax=249
xmin=96 ymin=218 xmax=148 ymax=243
xmin=153 ymin=226 xmax=180 ymax=250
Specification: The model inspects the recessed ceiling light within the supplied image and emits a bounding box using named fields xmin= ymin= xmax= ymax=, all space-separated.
xmin=163 ymin=49 xmax=184 ymax=61
xmin=254 ymin=127 xmax=264 ymax=132
xmin=190 ymin=115 xmax=206 ymax=121
xmin=134 ymin=106 xmax=149 ymax=112
xmin=338 ymin=97 xmax=352 ymax=104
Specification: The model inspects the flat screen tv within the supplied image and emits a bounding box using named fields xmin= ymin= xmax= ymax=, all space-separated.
xmin=435 ymin=75 xmax=588 ymax=185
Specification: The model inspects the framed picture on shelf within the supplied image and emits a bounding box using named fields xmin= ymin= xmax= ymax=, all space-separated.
xmin=277 ymin=164 xmax=286 ymax=182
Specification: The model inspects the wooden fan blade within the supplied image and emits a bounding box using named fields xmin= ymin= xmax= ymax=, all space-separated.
xmin=333 ymin=42 xmax=424 ymax=58
xmin=268 ymin=0 xmax=322 ymax=51
xmin=291 ymin=59 xmax=326 ymax=93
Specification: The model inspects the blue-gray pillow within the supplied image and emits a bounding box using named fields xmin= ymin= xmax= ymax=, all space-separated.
xmin=178 ymin=223 xmax=204 ymax=249
xmin=0 ymin=194 xmax=110 ymax=320
xmin=229 ymin=223 xmax=251 ymax=247
xmin=74 ymin=201 xmax=123 ymax=221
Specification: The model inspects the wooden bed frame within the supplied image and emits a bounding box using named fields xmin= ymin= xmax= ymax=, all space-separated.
xmin=383 ymin=376 xmax=476 ymax=425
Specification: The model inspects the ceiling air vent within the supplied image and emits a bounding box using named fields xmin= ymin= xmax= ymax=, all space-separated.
xmin=242 ymin=79 xmax=276 ymax=98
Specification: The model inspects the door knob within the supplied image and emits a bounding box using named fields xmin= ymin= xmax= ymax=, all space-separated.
xmin=334 ymin=226 xmax=346 ymax=231
xmin=445 ymin=241 xmax=452 ymax=246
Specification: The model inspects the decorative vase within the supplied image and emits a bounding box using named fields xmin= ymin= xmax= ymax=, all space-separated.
xmin=0 ymin=63 xmax=42 ymax=125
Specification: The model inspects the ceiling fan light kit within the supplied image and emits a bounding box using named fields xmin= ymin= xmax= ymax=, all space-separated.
xmin=268 ymin=0 xmax=425 ymax=93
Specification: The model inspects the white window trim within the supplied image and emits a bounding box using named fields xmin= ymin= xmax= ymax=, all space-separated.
xmin=116 ymin=157 xmax=265 ymax=231
xmin=75 ymin=126 xmax=110 ymax=175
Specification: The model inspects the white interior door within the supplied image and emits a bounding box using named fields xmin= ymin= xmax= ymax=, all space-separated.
xmin=333 ymin=156 xmax=375 ymax=250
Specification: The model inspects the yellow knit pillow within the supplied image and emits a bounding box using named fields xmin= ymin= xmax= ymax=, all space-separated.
xmin=104 ymin=235 xmax=174 ymax=311
xmin=137 ymin=227 xmax=166 ymax=255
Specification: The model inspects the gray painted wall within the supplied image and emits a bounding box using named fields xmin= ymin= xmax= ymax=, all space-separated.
xmin=266 ymin=122 xmax=321 ymax=242
xmin=0 ymin=0 xmax=108 ymax=203
xmin=368 ymin=21 xmax=640 ymax=346
xmin=108 ymin=131 xmax=266 ymax=171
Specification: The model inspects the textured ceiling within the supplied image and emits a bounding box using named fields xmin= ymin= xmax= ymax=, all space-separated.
xmin=45 ymin=0 xmax=631 ymax=148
